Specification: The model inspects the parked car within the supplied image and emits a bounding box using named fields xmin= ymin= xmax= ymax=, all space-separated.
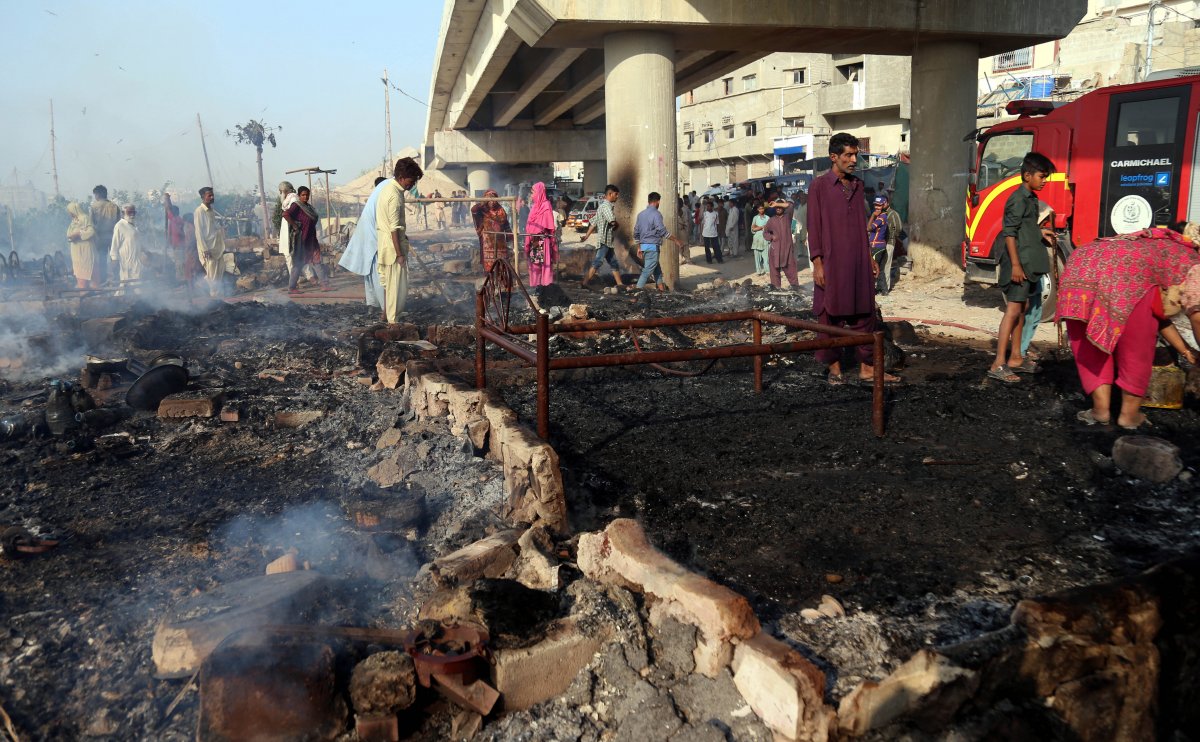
xmin=566 ymin=197 xmax=601 ymax=232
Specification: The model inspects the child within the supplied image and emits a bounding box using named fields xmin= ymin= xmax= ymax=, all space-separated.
xmin=867 ymin=195 xmax=889 ymax=294
xmin=1016 ymin=204 xmax=1058 ymax=372
xmin=988 ymin=152 xmax=1056 ymax=383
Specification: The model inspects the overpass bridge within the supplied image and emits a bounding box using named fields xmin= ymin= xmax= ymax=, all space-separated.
xmin=423 ymin=0 xmax=1087 ymax=285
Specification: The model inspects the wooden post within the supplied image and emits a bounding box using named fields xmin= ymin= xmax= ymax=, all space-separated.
xmin=536 ymin=311 xmax=550 ymax=440
xmin=196 ymin=114 xmax=216 ymax=189
xmin=49 ymin=99 xmax=60 ymax=199
xmin=872 ymin=331 xmax=885 ymax=437
xmin=475 ymin=291 xmax=487 ymax=389
xmin=752 ymin=317 xmax=763 ymax=393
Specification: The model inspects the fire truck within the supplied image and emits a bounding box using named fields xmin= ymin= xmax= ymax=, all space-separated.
xmin=963 ymin=74 xmax=1200 ymax=313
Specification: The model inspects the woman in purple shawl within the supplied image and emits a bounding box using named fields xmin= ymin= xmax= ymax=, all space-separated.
xmin=762 ymin=197 xmax=799 ymax=289
xmin=523 ymin=182 xmax=558 ymax=294
xmin=282 ymin=186 xmax=332 ymax=293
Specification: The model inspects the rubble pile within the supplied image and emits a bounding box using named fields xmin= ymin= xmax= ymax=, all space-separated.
xmin=1 ymin=270 xmax=1199 ymax=740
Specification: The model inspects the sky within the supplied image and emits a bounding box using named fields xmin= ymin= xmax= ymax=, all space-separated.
xmin=0 ymin=1 xmax=443 ymax=201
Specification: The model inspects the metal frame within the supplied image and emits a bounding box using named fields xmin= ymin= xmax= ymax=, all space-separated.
xmin=474 ymin=260 xmax=886 ymax=440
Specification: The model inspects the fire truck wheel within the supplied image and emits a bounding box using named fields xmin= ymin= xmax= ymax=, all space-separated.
xmin=1041 ymin=243 xmax=1067 ymax=323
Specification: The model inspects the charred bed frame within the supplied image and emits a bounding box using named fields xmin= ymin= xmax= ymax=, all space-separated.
xmin=473 ymin=260 xmax=886 ymax=439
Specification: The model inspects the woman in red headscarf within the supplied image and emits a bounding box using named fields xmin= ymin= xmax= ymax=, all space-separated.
xmin=471 ymin=190 xmax=511 ymax=272
xmin=523 ymin=182 xmax=558 ymax=294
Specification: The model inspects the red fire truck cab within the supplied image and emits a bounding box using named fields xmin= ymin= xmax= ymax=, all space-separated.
xmin=963 ymin=75 xmax=1200 ymax=309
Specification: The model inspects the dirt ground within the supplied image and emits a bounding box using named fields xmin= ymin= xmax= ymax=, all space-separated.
xmin=2 ymin=243 xmax=1198 ymax=739
xmin=499 ymin=280 xmax=1200 ymax=699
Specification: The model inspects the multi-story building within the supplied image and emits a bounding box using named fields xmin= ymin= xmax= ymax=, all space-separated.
xmin=677 ymin=54 xmax=832 ymax=191
xmin=676 ymin=52 xmax=911 ymax=190
xmin=977 ymin=0 xmax=1200 ymax=114
xmin=674 ymin=0 xmax=1199 ymax=192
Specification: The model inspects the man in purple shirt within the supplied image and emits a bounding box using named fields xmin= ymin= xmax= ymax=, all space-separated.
xmin=807 ymin=133 xmax=899 ymax=384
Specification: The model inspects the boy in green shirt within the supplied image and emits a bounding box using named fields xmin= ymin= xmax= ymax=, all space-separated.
xmin=988 ymin=152 xmax=1057 ymax=383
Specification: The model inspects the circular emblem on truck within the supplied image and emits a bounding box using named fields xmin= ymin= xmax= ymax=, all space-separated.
xmin=1110 ymin=195 xmax=1153 ymax=234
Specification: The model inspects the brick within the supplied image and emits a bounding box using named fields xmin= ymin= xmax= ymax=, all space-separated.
xmin=836 ymin=650 xmax=976 ymax=738
xmin=492 ymin=617 xmax=607 ymax=711
xmin=732 ymin=633 xmax=835 ymax=742
xmin=428 ymin=530 xmax=522 ymax=587
xmin=158 ymin=391 xmax=223 ymax=419
xmin=578 ymin=519 xmax=759 ymax=646
xmin=442 ymin=259 xmax=471 ymax=274
xmin=431 ymin=324 xmax=476 ymax=347
xmin=274 ymin=410 xmax=323 ymax=429
xmin=219 ymin=408 xmax=239 ymax=423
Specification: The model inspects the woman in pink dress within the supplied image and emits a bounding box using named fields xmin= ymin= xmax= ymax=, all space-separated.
xmin=1056 ymin=222 xmax=1200 ymax=429
xmin=523 ymin=182 xmax=558 ymax=296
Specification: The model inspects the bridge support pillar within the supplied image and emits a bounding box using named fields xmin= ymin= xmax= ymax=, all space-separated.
xmin=908 ymin=40 xmax=979 ymax=275
xmin=604 ymin=31 xmax=679 ymax=289
xmin=467 ymin=165 xmax=492 ymax=197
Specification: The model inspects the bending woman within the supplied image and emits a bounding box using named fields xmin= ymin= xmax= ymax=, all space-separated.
xmin=1056 ymin=223 xmax=1200 ymax=429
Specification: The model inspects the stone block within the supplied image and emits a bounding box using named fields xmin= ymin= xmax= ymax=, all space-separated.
xmin=376 ymin=345 xmax=416 ymax=389
xmin=374 ymin=323 xmax=421 ymax=342
xmin=567 ymin=303 xmax=589 ymax=320
xmin=349 ymin=651 xmax=417 ymax=714
xmin=507 ymin=524 xmax=561 ymax=591
xmin=443 ymin=259 xmax=471 ymax=274
xmin=158 ymin=391 xmax=223 ymax=419
xmin=1112 ymin=435 xmax=1183 ymax=483
xmin=428 ymin=530 xmax=523 ymax=587
xmin=578 ymin=519 xmax=760 ymax=645
xmin=375 ymin=427 xmax=403 ymax=449
xmin=465 ymin=417 xmax=490 ymax=452
xmin=731 ymin=633 xmax=835 ymax=742
xmin=235 ymin=274 xmax=258 ymax=292
xmin=367 ymin=450 xmax=409 ymax=488
xmin=492 ymin=617 xmax=608 ymax=711
xmin=836 ymin=649 xmax=977 ymax=737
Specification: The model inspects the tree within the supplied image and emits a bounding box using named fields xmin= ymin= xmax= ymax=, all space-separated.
xmin=226 ymin=119 xmax=280 ymax=246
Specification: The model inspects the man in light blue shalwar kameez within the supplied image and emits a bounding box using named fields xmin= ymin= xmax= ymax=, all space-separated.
xmin=338 ymin=177 xmax=389 ymax=311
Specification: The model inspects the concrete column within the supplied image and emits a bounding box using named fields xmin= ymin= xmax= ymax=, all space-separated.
xmin=582 ymin=160 xmax=606 ymax=197
xmin=604 ymin=31 xmax=679 ymax=289
xmin=907 ymin=41 xmax=979 ymax=276
xmin=467 ymin=165 xmax=491 ymax=197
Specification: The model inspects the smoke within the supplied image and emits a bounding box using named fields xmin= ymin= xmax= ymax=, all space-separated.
xmin=216 ymin=501 xmax=419 ymax=583
xmin=0 ymin=309 xmax=86 ymax=382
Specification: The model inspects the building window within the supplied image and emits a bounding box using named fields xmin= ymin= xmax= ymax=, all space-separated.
xmin=744 ymin=121 xmax=757 ymax=137
xmin=835 ymin=62 xmax=863 ymax=84
xmin=783 ymin=117 xmax=805 ymax=131
xmin=742 ymin=74 xmax=758 ymax=92
xmin=703 ymin=129 xmax=714 ymax=144
xmin=722 ymin=78 xmax=733 ymax=95
xmin=686 ymin=131 xmax=694 ymax=149
xmin=784 ymin=68 xmax=806 ymax=85
xmin=724 ymin=125 xmax=735 ymax=140
xmin=992 ymin=48 xmax=1033 ymax=72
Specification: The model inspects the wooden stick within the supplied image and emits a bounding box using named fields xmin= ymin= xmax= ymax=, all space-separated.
xmin=0 ymin=696 xmax=22 ymax=742
xmin=157 ymin=668 xmax=200 ymax=730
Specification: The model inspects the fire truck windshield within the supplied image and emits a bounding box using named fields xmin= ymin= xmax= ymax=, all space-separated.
xmin=977 ymin=132 xmax=1034 ymax=190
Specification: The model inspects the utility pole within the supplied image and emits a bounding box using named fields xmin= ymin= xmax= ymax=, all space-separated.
xmin=196 ymin=113 xmax=216 ymax=189
xmin=1142 ymin=1 xmax=1161 ymax=82
xmin=382 ymin=69 xmax=393 ymax=169
xmin=49 ymin=99 xmax=60 ymax=199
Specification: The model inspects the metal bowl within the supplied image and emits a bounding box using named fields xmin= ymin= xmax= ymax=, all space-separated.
xmin=126 ymin=363 xmax=189 ymax=410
